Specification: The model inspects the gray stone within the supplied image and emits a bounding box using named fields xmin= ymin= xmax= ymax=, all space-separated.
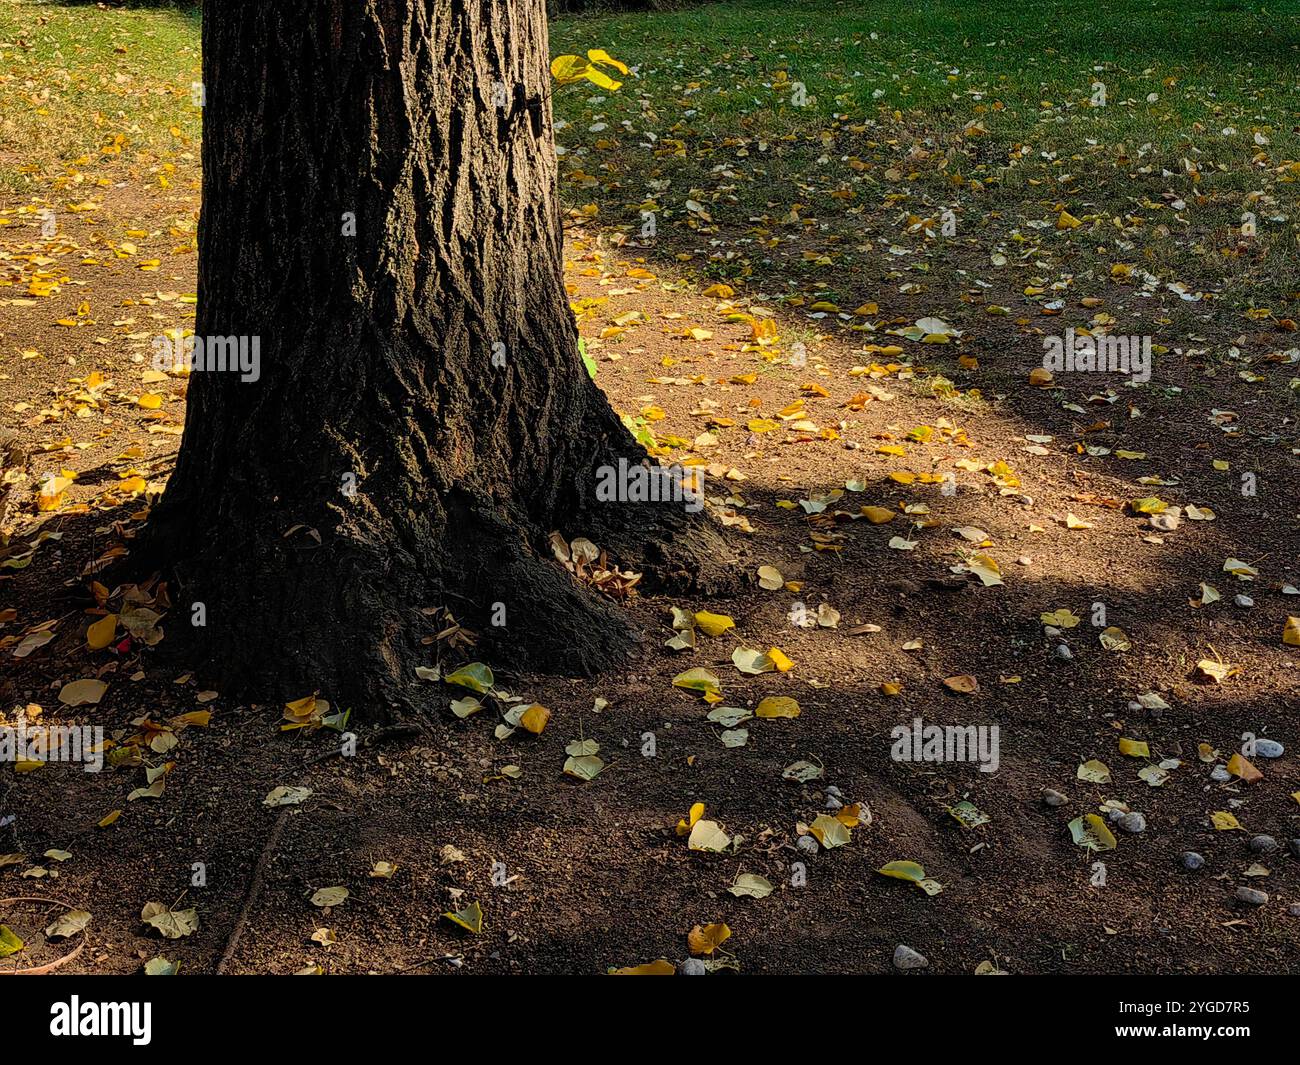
xmin=1248 ymin=834 xmax=1278 ymax=854
xmin=796 ymin=834 xmax=819 ymax=854
xmin=892 ymin=944 xmax=929 ymax=970
xmin=1233 ymin=594 xmax=1254 ymax=608
xmin=1235 ymin=886 xmax=1269 ymax=907
xmin=679 ymin=958 xmax=707 ymax=976
xmin=1254 ymin=739 xmax=1284 ymax=759
xmin=1042 ymin=788 xmax=1068 ymax=807
xmin=1118 ymin=812 xmax=1147 ymax=834
xmin=1210 ymin=766 xmax=1231 ymax=782
xmin=1055 ymin=644 xmax=1074 ymax=660
xmin=1180 ymin=851 xmax=1204 ymax=871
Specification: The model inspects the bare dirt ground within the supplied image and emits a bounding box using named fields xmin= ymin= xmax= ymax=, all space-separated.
xmin=3 ymin=163 xmax=1300 ymax=974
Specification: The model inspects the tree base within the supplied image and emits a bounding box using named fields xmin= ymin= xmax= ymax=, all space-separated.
xmin=134 ymin=484 xmax=742 ymax=723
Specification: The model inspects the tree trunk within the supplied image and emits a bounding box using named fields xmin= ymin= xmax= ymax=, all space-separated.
xmin=143 ymin=0 xmax=729 ymax=719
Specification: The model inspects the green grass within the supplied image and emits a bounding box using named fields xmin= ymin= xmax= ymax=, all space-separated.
xmin=551 ymin=0 xmax=1300 ymax=310
xmin=0 ymin=0 xmax=201 ymax=195
xmin=4 ymin=0 xmax=1298 ymax=313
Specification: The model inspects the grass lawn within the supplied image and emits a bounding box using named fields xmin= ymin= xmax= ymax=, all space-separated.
xmin=0 ymin=0 xmax=200 ymax=195
xmin=551 ymin=0 xmax=1300 ymax=309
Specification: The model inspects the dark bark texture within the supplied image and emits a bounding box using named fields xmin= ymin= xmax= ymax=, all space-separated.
xmin=145 ymin=0 xmax=732 ymax=719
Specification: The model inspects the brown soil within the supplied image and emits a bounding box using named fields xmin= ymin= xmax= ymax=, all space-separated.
xmin=2 ymin=179 xmax=1299 ymax=975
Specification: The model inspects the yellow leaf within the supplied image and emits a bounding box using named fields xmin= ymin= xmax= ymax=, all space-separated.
xmin=519 ymin=703 xmax=550 ymax=735
xmin=694 ymin=611 xmax=735 ymax=637
xmin=58 ymin=679 xmax=108 ymax=706
xmin=676 ymin=802 xmax=705 ymax=837
xmin=1227 ymin=752 xmax=1262 ymax=783
xmin=754 ymin=696 xmax=800 ymax=719
xmin=1068 ymin=814 xmax=1117 ymax=851
xmin=687 ymin=923 xmax=731 ymax=956
xmin=611 ymin=959 xmax=675 ymax=975
xmin=86 ymin=613 xmax=117 ymax=650
xmin=1283 ymin=617 xmax=1300 ymax=647
xmin=586 ymin=48 xmax=629 ymax=75
xmin=583 ymin=66 xmax=623 ymax=91
xmin=808 ymin=814 xmax=851 ymax=848
xmin=442 ymin=901 xmax=483 ymax=934
xmin=1196 ymin=658 xmax=1240 ymax=683
xmin=672 ymin=668 xmax=721 ymax=696
xmin=1077 ymin=759 xmax=1111 ymax=783
xmin=1099 ymin=626 xmax=1131 ymax=651
xmin=1040 ymin=608 xmax=1080 ymax=628
xmin=766 ymin=646 xmax=794 ymax=672
xmin=550 ymin=55 xmax=590 ymax=84
xmin=878 ymin=860 xmax=926 ymax=883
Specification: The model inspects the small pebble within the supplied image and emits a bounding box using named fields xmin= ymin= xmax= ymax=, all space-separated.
xmin=1181 ymin=851 xmax=1204 ymax=871
xmin=825 ymin=784 xmax=842 ymax=797
xmin=796 ymin=835 xmax=819 ymax=854
xmin=824 ymin=795 xmax=843 ymax=811
xmin=1118 ymin=812 xmax=1146 ymax=834
xmin=1288 ymin=903 xmax=1300 ymax=918
xmin=679 ymin=958 xmax=707 ymax=976
xmin=1235 ymin=886 xmax=1269 ymax=907
xmin=1234 ymin=594 xmax=1254 ymax=608
xmin=1042 ymin=788 xmax=1068 ymax=807
xmin=1249 ymin=834 xmax=1278 ymax=854
xmin=1210 ymin=766 xmax=1231 ymax=782
xmin=1254 ymin=739 xmax=1284 ymax=759
xmin=892 ymin=944 xmax=929 ymax=970
xmin=1054 ymin=644 xmax=1073 ymax=660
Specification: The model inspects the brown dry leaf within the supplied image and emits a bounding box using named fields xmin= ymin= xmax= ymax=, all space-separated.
xmin=1227 ymin=752 xmax=1263 ymax=783
xmin=1196 ymin=658 xmax=1240 ymax=684
xmin=610 ymin=959 xmax=675 ymax=975
xmin=687 ymin=923 xmax=732 ymax=956
xmin=58 ymin=678 xmax=108 ymax=706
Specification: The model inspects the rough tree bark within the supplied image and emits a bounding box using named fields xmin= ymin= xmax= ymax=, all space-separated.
xmin=143 ymin=0 xmax=732 ymax=719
